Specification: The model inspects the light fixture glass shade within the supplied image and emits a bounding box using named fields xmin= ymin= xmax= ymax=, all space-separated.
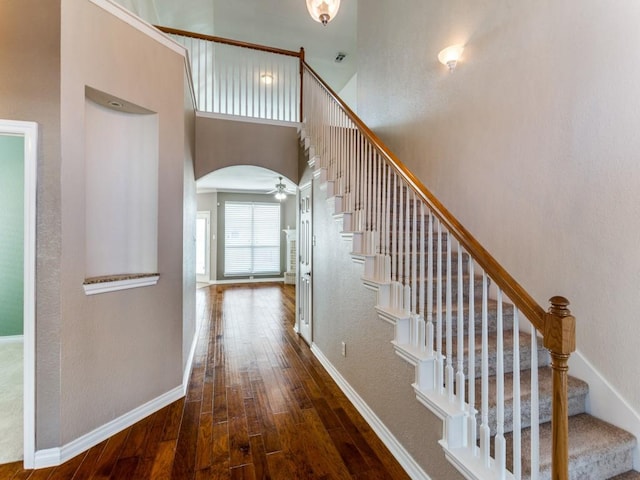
xmin=438 ymin=45 xmax=464 ymax=71
xmin=306 ymin=0 xmax=341 ymax=26
xmin=275 ymin=191 xmax=287 ymax=200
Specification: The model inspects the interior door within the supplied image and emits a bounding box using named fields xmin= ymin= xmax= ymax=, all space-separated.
xmin=298 ymin=183 xmax=312 ymax=344
xmin=196 ymin=211 xmax=210 ymax=283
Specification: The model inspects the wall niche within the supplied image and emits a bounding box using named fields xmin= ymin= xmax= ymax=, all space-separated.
xmin=83 ymin=86 xmax=159 ymax=295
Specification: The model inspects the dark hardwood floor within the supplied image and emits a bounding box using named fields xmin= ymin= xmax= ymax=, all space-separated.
xmin=1 ymin=283 xmax=410 ymax=480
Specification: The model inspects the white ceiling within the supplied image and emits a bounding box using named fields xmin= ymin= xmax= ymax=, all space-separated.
xmin=114 ymin=0 xmax=357 ymax=193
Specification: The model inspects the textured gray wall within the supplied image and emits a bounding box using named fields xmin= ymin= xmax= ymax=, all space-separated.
xmin=195 ymin=115 xmax=299 ymax=182
xmin=0 ymin=0 xmax=62 ymax=448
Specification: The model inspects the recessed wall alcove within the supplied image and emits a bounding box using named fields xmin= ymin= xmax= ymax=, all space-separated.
xmin=83 ymin=86 xmax=159 ymax=294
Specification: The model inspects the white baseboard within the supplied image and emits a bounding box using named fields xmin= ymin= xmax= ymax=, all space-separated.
xmin=570 ymin=350 xmax=640 ymax=469
xmin=0 ymin=335 xmax=24 ymax=344
xmin=210 ymin=277 xmax=285 ymax=285
xmin=310 ymin=344 xmax=431 ymax=480
xmin=183 ymin=327 xmax=199 ymax=394
xmin=33 ymin=385 xmax=184 ymax=469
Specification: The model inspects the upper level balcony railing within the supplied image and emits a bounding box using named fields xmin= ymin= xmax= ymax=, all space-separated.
xmin=160 ymin=26 xmax=303 ymax=123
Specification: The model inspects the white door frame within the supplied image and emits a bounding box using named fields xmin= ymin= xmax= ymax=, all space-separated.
xmin=297 ymin=182 xmax=312 ymax=344
xmin=0 ymin=120 xmax=37 ymax=468
xmin=196 ymin=211 xmax=211 ymax=283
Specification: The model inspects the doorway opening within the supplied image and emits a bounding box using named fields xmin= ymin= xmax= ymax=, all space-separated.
xmin=0 ymin=120 xmax=37 ymax=468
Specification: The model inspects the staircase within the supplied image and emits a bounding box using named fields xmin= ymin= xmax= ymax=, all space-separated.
xmin=299 ymin=69 xmax=640 ymax=478
xmin=302 ymin=132 xmax=640 ymax=479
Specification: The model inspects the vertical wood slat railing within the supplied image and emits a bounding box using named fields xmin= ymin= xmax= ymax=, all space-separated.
xmin=157 ymin=26 xmax=304 ymax=122
xmin=301 ymin=61 xmax=576 ymax=480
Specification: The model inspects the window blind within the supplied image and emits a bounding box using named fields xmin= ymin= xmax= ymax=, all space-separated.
xmin=224 ymin=202 xmax=281 ymax=276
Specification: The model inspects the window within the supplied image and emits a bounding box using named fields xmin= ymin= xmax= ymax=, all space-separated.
xmin=224 ymin=202 xmax=281 ymax=276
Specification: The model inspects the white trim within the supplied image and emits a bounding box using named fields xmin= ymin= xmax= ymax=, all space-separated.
xmin=310 ymin=344 xmax=432 ymax=480
xmin=88 ymin=0 xmax=186 ymax=56
xmin=183 ymin=327 xmax=199 ymax=395
xmin=196 ymin=110 xmax=302 ymax=129
xmin=0 ymin=335 xmax=24 ymax=344
xmin=33 ymin=385 xmax=184 ymax=469
xmin=83 ymin=275 xmax=160 ymax=295
xmin=211 ymin=277 xmax=284 ymax=285
xmin=0 ymin=119 xmax=38 ymax=469
xmin=569 ymin=350 xmax=640 ymax=469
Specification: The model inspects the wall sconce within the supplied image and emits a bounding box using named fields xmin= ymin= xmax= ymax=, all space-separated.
xmin=438 ymin=45 xmax=464 ymax=72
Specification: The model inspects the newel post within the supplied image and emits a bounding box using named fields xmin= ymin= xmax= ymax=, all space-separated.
xmin=543 ymin=296 xmax=576 ymax=480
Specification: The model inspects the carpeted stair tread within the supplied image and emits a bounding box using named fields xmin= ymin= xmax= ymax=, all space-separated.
xmin=446 ymin=298 xmax=514 ymax=335
xmin=450 ymin=330 xmax=550 ymax=377
xmin=506 ymin=413 xmax=637 ymax=480
xmin=473 ymin=367 xmax=588 ymax=435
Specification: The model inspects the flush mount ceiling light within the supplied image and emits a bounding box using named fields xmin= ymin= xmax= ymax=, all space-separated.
xmin=438 ymin=45 xmax=465 ymax=72
xmin=260 ymin=73 xmax=274 ymax=85
xmin=306 ymin=0 xmax=341 ymax=26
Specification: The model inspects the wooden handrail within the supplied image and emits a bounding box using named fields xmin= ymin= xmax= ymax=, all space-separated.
xmin=155 ymin=26 xmax=303 ymax=59
xmin=302 ymin=60 xmax=547 ymax=333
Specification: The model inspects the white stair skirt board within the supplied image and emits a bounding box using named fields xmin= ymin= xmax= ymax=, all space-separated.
xmin=310 ymin=344 xmax=432 ymax=480
xmin=570 ymin=350 xmax=640 ymax=469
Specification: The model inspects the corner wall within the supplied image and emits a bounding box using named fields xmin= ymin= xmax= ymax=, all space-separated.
xmin=357 ymin=0 xmax=640 ymax=418
xmin=59 ymin=0 xmax=191 ymax=445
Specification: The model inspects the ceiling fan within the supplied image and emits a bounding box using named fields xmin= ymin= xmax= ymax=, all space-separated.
xmin=267 ymin=176 xmax=296 ymax=200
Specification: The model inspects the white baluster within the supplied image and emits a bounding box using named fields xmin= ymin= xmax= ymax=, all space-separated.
xmin=436 ymin=219 xmax=443 ymax=393
xmin=467 ymin=259 xmax=477 ymax=452
xmin=456 ymin=243 xmax=465 ymax=410
xmin=412 ymin=192 xmax=417 ymax=316
xmin=512 ymin=308 xmax=522 ymax=479
xmin=392 ymin=173 xmax=397 ymax=282
xmin=530 ymin=323 xmax=540 ymax=480
xmin=405 ymin=184 xmax=410 ymax=288
xmin=398 ymin=180 xmax=403 ymax=284
xmin=446 ymin=230 xmax=454 ymax=401
xmin=495 ymin=289 xmax=506 ymax=479
xmin=480 ymin=272 xmax=490 ymax=466
xmin=419 ymin=201 xmax=426 ymax=352
xmin=426 ymin=211 xmax=434 ymax=356
xmin=385 ymin=164 xmax=391 ymax=263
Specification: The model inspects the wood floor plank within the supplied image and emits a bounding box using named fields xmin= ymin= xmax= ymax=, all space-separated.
xmin=195 ymin=412 xmax=212 ymax=471
xmin=148 ymin=440 xmax=175 ymax=480
xmin=0 ymin=462 xmax=21 ymax=479
xmin=210 ymin=421 xmax=230 ymax=477
xmin=107 ymin=456 xmax=139 ymax=480
xmin=25 ymin=467 xmax=56 ymax=480
xmin=170 ymin=400 xmax=199 ymax=480
xmin=248 ymin=435 xmax=270 ymax=480
xmin=89 ymin=428 xmax=130 ymax=479
xmin=229 ymin=463 xmax=255 ymax=480
xmin=45 ymin=452 xmax=86 ymax=480
xmin=68 ymin=440 xmax=108 ymax=480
